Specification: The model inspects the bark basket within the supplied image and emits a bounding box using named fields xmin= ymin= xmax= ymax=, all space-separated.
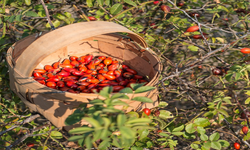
xmin=6 ymin=21 xmax=162 ymax=129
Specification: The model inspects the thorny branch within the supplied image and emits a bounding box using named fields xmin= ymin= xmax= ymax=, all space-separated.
xmin=160 ymin=28 xmax=250 ymax=82
xmin=40 ymin=0 xmax=55 ymax=30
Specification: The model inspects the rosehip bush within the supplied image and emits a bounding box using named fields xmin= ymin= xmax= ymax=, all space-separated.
xmin=2 ymin=0 xmax=250 ymax=149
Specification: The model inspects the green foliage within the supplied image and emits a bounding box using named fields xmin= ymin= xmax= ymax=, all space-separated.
xmin=66 ymin=85 xmax=155 ymax=149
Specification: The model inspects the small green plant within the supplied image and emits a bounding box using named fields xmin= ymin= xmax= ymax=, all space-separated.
xmin=65 ymin=84 xmax=156 ymax=149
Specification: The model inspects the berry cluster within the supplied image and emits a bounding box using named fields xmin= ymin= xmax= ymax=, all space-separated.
xmin=31 ymin=54 xmax=148 ymax=93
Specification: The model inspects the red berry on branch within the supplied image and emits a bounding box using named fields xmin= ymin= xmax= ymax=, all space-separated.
xmin=234 ymin=142 xmax=240 ymax=150
xmin=242 ymin=126 xmax=248 ymax=135
xmin=153 ymin=1 xmax=159 ymax=5
xmin=27 ymin=143 xmax=34 ymax=147
xmin=177 ymin=2 xmax=184 ymax=7
xmin=241 ymin=48 xmax=250 ymax=54
xmin=161 ymin=5 xmax=171 ymax=13
xmin=186 ymin=26 xmax=199 ymax=32
xmin=143 ymin=108 xmax=151 ymax=116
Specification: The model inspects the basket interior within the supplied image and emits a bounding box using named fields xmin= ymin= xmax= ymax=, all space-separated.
xmin=34 ymin=33 xmax=160 ymax=81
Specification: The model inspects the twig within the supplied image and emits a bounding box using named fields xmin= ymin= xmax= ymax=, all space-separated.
xmin=0 ymin=114 xmax=40 ymax=136
xmin=167 ymin=0 xmax=233 ymax=34
xmin=0 ymin=102 xmax=16 ymax=116
xmin=161 ymin=29 xmax=250 ymax=82
xmin=40 ymin=0 xmax=55 ymax=30
xmin=194 ymin=15 xmax=212 ymax=52
xmin=73 ymin=5 xmax=89 ymax=21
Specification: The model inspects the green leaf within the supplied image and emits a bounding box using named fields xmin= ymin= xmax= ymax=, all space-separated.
xmin=159 ymin=132 xmax=170 ymax=137
xmin=68 ymin=135 xmax=84 ymax=141
xmin=112 ymin=99 xmax=129 ymax=106
xmin=105 ymin=0 xmax=111 ymax=6
xmin=217 ymin=109 xmax=229 ymax=117
xmin=203 ymin=141 xmax=211 ymax=149
xmin=209 ymin=132 xmax=220 ymax=141
xmin=7 ymin=16 xmax=15 ymax=23
xmin=200 ymin=134 xmax=208 ymax=141
xmin=87 ymin=0 xmax=94 ymax=7
xmin=55 ymin=13 xmax=66 ymax=20
xmin=98 ymin=139 xmax=110 ymax=149
xmin=89 ymin=99 xmax=104 ymax=105
xmin=15 ymin=15 xmax=22 ymax=22
xmin=132 ymin=97 xmax=153 ymax=103
xmin=139 ymin=129 xmax=149 ymax=140
xmin=171 ymin=132 xmax=183 ymax=136
xmin=225 ymin=73 xmax=233 ymax=81
xmin=194 ymin=118 xmax=210 ymax=127
xmin=65 ymin=109 xmax=84 ymax=126
xmin=173 ymin=125 xmax=184 ymax=132
xmin=126 ymin=118 xmax=151 ymax=124
xmin=134 ymin=86 xmax=155 ymax=94
xmin=46 ymin=20 xmax=60 ymax=28
xmin=120 ymin=126 xmax=135 ymax=139
xmin=127 ymin=112 xmax=139 ymax=118
xmin=99 ymin=86 xmax=112 ymax=98
xmin=117 ymin=114 xmax=126 ymax=127
xmin=211 ymin=141 xmax=221 ymax=150
xmin=131 ymin=146 xmax=143 ymax=150
xmin=111 ymin=93 xmax=129 ymax=100
xmin=84 ymin=117 xmax=101 ymax=128
xmin=218 ymin=140 xmax=230 ymax=147
xmin=25 ymin=0 xmax=31 ymax=5
xmin=235 ymin=72 xmax=241 ymax=80
xmin=245 ymin=97 xmax=250 ymax=104
xmin=188 ymin=45 xmax=199 ymax=51
xmin=159 ymin=110 xmax=173 ymax=119
xmin=216 ymin=101 xmax=222 ymax=109
xmin=222 ymin=97 xmax=232 ymax=104
xmin=119 ymin=87 xmax=133 ymax=93
xmin=50 ymin=131 xmax=63 ymax=139
xmin=110 ymin=3 xmax=123 ymax=15
xmin=124 ymin=0 xmax=137 ymax=7
xmin=197 ymin=126 xmax=206 ymax=134
xmin=191 ymin=143 xmax=199 ymax=149
xmin=130 ymin=83 xmax=147 ymax=90
xmin=64 ymin=12 xmax=72 ymax=18
xmin=158 ymin=102 xmax=168 ymax=108
xmin=93 ymin=129 xmax=103 ymax=142
xmin=85 ymin=135 xmax=92 ymax=150
xmin=147 ymin=141 xmax=153 ymax=148
xmin=185 ymin=123 xmax=196 ymax=134
xmin=69 ymin=127 xmax=94 ymax=134
xmin=97 ymin=0 xmax=104 ymax=6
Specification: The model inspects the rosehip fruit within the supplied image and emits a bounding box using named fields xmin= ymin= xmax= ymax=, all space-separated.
xmin=143 ymin=108 xmax=151 ymax=116
xmin=212 ymin=68 xmax=223 ymax=76
xmin=241 ymin=48 xmax=250 ymax=54
xmin=161 ymin=5 xmax=171 ymax=13
xmin=242 ymin=126 xmax=248 ymax=135
xmin=186 ymin=26 xmax=199 ymax=32
xmin=177 ymin=2 xmax=184 ymax=7
xmin=234 ymin=142 xmax=240 ymax=150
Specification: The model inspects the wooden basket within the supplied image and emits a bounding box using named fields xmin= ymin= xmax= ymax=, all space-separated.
xmin=6 ymin=21 xmax=162 ymax=129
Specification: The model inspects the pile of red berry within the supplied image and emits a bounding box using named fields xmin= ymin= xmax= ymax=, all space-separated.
xmin=31 ymin=54 xmax=148 ymax=93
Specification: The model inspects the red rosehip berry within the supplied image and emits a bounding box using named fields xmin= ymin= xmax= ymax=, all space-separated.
xmin=242 ymin=126 xmax=249 ymax=135
xmin=234 ymin=142 xmax=240 ymax=150
xmin=143 ymin=108 xmax=151 ymax=116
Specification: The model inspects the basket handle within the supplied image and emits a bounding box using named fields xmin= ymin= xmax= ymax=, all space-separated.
xmin=14 ymin=21 xmax=148 ymax=77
